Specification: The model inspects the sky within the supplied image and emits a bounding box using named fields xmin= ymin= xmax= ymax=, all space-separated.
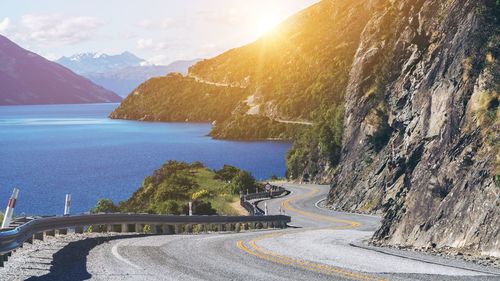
xmin=0 ymin=0 xmax=319 ymax=65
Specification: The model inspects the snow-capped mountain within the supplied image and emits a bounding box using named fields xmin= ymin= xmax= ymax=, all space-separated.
xmin=57 ymin=51 xmax=144 ymax=74
xmin=57 ymin=51 xmax=200 ymax=97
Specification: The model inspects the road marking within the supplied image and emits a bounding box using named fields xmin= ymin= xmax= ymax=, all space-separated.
xmin=281 ymin=185 xmax=361 ymax=228
xmin=237 ymin=185 xmax=387 ymax=281
xmin=237 ymin=239 xmax=385 ymax=281
xmin=111 ymin=240 xmax=141 ymax=269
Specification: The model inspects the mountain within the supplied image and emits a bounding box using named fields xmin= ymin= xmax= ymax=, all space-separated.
xmin=84 ymin=59 xmax=200 ymax=97
xmin=0 ymin=35 xmax=121 ymax=105
xmin=110 ymin=0 xmax=499 ymax=258
xmin=56 ymin=51 xmax=144 ymax=74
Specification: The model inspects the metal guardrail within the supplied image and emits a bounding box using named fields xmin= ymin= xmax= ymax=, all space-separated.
xmin=0 ymin=184 xmax=291 ymax=265
xmin=0 ymin=213 xmax=290 ymax=256
xmin=240 ymin=185 xmax=288 ymax=215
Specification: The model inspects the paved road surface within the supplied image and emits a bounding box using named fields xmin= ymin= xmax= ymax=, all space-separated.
xmin=44 ymin=184 xmax=500 ymax=280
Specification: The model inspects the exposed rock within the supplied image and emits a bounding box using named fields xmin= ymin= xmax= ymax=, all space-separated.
xmin=327 ymin=0 xmax=499 ymax=258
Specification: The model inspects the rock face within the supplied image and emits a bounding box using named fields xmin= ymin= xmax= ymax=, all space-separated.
xmin=327 ymin=0 xmax=499 ymax=257
xmin=0 ymin=35 xmax=121 ymax=105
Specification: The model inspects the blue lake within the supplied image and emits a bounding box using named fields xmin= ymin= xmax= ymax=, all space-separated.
xmin=0 ymin=103 xmax=291 ymax=215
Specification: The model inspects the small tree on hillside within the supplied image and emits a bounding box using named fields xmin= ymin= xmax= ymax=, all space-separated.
xmin=91 ymin=199 xmax=118 ymax=214
xmin=228 ymin=171 xmax=257 ymax=194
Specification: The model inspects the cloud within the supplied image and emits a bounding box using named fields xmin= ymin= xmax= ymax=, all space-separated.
xmin=137 ymin=18 xmax=174 ymax=29
xmin=136 ymin=38 xmax=169 ymax=51
xmin=0 ymin=17 xmax=11 ymax=33
xmin=19 ymin=14 xmax=103 ymax=45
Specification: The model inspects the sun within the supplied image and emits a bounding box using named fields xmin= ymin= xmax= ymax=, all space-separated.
xmin=256 ymin=13 xmax=281 ymax=36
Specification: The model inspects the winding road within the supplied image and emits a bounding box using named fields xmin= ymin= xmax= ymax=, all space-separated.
xmin=44 ymin=184 xmax=500 ymax=280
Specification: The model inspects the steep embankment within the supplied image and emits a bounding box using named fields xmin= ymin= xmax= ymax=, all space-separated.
xmin=327 ymin=0 xmax=499 ymax=258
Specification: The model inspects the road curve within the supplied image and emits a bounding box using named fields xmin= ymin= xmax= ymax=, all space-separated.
xmin=78 ymin=184 xmax=499 ymax=281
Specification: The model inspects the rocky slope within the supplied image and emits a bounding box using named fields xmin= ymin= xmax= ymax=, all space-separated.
xmin=327 ymin=0 xmax=499 ymax=258
xmin=0 ymin=35 xmax=121 ymax=105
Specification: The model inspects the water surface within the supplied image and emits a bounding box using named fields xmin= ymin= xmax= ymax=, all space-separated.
xmin=0 ymin=103 xmax=291 ymax=215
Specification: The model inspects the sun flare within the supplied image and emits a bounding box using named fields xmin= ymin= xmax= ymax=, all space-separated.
xmin=256 ymin=13 xmax=281 ymax=35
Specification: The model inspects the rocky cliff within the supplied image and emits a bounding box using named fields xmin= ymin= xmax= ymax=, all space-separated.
xmin=327 ymin=0 xmax=499 ymax=258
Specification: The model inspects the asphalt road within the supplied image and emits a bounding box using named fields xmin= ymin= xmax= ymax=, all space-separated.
xmin=62 ymin=184 xmax=500 ymax=280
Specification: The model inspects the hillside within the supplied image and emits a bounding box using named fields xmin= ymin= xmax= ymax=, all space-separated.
xmin=111 ymin=0 xmax=371 ymax=173
xmin=95 ymin=161 xmax=259 ymax=216
xmin=0 ymin=35 xmax=121 ymax=105
xmin=109 ymin=73 xmax=248 ymax=122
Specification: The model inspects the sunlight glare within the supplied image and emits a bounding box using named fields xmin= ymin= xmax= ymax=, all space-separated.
xmin=256 ymin=13 xmax=281 ymax=36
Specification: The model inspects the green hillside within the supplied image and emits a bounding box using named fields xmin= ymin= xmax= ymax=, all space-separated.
xmin=110 ymin=0 xmax=373 ymax=180
xmin=92 ymin=161 xmax=259 ymax=216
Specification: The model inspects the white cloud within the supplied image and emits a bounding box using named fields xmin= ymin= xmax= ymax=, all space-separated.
xmin=0 ymin=17 xmax=11 ymax=33
xmin=19 ymin=14 xmax=103 ymax=45
xmin=136 ymin=38 xmax=169 ymax=51
xmin=137 ymin=18 xmax=174 ymax=29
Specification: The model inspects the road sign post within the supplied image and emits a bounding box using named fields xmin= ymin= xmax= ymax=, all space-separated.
xmin=64 ymin=194 xmax=71 ymax=216
xmin=1 ymin=188 xmax=19 ymax=229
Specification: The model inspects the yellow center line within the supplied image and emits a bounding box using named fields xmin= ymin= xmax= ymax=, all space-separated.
xmin=236 ymin=185 xmax=386 ymax=281
xmin=281 ymin=185 xmax=361 ymax=228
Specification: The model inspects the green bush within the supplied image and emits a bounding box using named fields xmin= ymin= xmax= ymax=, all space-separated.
xmin=214 ymin=165 xmax=241 ymax=182
xmin=155 ymin=200 xmax=181 ymax=215
xmin=227 ymin=171 xmax=258 ymax=194
xmin=91 ymin=199 xmax=118 ymax=214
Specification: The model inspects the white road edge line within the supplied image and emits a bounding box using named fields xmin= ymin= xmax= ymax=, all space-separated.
xmin=111 ymin=240 xmax=141 ymax=270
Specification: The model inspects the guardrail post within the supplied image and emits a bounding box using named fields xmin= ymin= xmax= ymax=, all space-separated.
xmin=235 ymin=223 xmax=241 ymax=232
xmin=195 ymin=224 xmax=202 ymax=234
xmin=150 ymin=224 xmax=157 ymax=234
xmin=91 ymin=225 xmax=100 ymax=233
xmin=135 ymin=224 xmax=142 ymax=233
xmin=121 ymin=224 xmax=128 ymax=233
xmin=33 ymin=232 xmax=44 ymax=241
xmin=162 ymin=224 xmax=171 ymax=234
xmin=174 ymin=224 xmax=181 ymax=234
xmin=75 ymin=226 xmax=84 ymax=234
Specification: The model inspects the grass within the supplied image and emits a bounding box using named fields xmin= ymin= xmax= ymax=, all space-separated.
xmin=191 ymin=168 xmax=240 ymax=215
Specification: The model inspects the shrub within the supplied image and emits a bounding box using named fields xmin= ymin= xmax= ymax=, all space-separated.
xmin=91 ymin=199 xmax=118 ymax=214
xmin=155 ymin=200 xmax=181 ymax=215
xmin=228 ymin=171 xmax=258 ymax=194
xmin=214 ymin=165 xmax=241 ymax=182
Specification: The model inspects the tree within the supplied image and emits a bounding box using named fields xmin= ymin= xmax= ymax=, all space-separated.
xmin=228 ymin=171 xmax=257 ymax=194
xmin=91 ymin=199 xmax=118 ymax=213
xmin=214 ymin=165 xmax=241 ymax=182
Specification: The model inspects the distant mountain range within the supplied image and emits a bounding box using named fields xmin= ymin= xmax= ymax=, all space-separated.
xmin=0 ymin=35 xmax=121 ymax=105
xmin=57 ymin=51 xmax=144 ymax=74
xmin=57 ymin=52 xmax=200 ymax=97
